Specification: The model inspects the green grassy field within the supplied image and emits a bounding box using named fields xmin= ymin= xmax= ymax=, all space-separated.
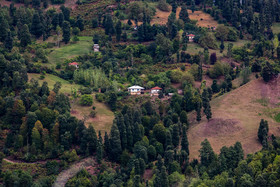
xmin=47 ymin=36 xmax=93 ymax=67
xmin=187 ymin=39 xmax=249 ymax=57
xmin=272 ymin=23 xmax=280 ymax=34
xmin=28 ymin=73 xmax=82 ymax=94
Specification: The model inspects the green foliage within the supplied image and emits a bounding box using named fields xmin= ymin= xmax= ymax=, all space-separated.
xmin=157 ymin=0 xmax=170 ymax=12
xmin=80 ymin=94 xmax=93 ymax=106
xmin=199 ymin=33 xmax=218 ymax=49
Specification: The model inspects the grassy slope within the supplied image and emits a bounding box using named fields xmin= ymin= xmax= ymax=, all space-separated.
xmin=47 ymin=36 xmax=93 ymax=67
xmin=70 ymin=94 xmax=114 ymax=134
xmin=188 ymin=78 xmax=280 ymax=160
xmin=28 ymin=73 xmax=82 ymax=94
xmin=272 ymin=23 xmax=280 ymax=34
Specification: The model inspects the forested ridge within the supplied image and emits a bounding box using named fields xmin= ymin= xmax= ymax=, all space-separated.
xmin=0 ymin=0 xmax=280 ymax=186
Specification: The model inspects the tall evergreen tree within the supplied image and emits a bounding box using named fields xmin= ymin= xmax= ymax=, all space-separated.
xmin=31 ymin=12 xmax=44 ymax=38
xmin=179 ymin=4 xmax=190 ymax=23
xmin=62 ymin=21 xmax=71 ymax=44
xmin=109 ymin=123 xmax=122 ymax=161
xmin=199 ymin=139 xmax=215 ymax=167
xmin=116 ymin=20 xmax=122 ymax=42
xmin=5 ymin=31 xmax=13 ymax=51
xmin=20 ymin=24 xmax=31 ymax=47
xmin=181 ymin=125 xmax=189 ymax=155
xmin=87 ymin=125 xmax=97 ymax=155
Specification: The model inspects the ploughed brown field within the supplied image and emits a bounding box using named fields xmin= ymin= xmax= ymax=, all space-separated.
xmin=188 ymin=77 xmax=280 ymax=160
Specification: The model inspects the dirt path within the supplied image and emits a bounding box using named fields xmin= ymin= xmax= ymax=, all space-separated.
xmin=53 ymin=157 xmax=95 ymax=187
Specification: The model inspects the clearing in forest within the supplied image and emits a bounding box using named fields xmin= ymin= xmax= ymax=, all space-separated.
xmin=47 ymin=36 xmax=93 ymax=67
xmin=188 ymin=77 xmax=280 ymax=160
xmin=28 ymin=73 xmax=81 ymax=94
xmin=70 ymin=94 xmax=114 ymax=134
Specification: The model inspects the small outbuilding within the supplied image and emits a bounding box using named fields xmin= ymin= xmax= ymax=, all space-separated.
xmin=187 ymin=34 xmax=195 ymax=42
xmin=93 ymin=44 xmax=100 ymax=52
xmin=151 ymin=86 xmax=162 ymax=96
xmin=68 ymin=62 xmax=79 ymax=68
xmin=128 ymin=85 xmax=144 ymax=95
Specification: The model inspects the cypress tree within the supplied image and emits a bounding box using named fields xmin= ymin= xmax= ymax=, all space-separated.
xmin=181 ymin=125 xmax=189 ymax=155
xmin=258 ymin=119 xmax=269 ymax=145
xmin=165 ymin=130 xmax=173 ymax=150
xmin=196 ymin=102 xmax=202 ymax=122
xmin=88 ymin=125 xmax=97 ymax=155
xmin=0 ymin=13 xmax=9 ymax=42
xmin=104 ymin=131 xmax=110 ymax=156
xmin=109 ymin=123 xmax=122 ymax=161
xmin=161 ymin=166 xmax=169 ymax=187
xmin=116 ymin=20 xmax=122 ymax=42
xmin=76 ymin=16 xmax=84 ymax=31
xmin=199 ymin=139 xmax=215 ymax=167
xmin=97 ymin=140 xmax=103 ymax=164
xmin=58 ymin=13 xmax=64 ymax=27
xmin=179 ymin=4 xmax=190 ymax=23
xmin=172 ymin=124 xmax=179 ymax=147
xmin=62 ymin=21 xmax=71 ymax=44
xmin=5 ymin=31 xmax=13 ymax=51
xmin=52 ymin=13 xmax=59 ymax=30
xmin=31 ymin=12 xmax=44 ymax=38
xmin=20 ymin=24 xmax=31 ymax=47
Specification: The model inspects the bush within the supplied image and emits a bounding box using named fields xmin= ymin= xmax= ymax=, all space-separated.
xmin=157 ymin=0 xmax=170 ymax=12
xmin=46 ymin=161 xmax=60 ymax=175
xmin=209 ymin=62 xmax=230 ymax=79
xmin=95 ymin=93 xmax=106 ymax=102
xmin=90 ymin=110 xmax=97 ymax=118
xmin=80 ymin=94 xmax=93 ymax=106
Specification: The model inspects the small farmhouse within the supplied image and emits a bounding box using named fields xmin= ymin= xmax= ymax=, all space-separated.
xmin=151 ymin=86 xmax=162 ymax=96
xmin=68 ymin=62 xmax=79 ymax=68
xmin=187 ymin=34 xmax=195 ymax=42
xmin=93 ymin=44 xmax=100 ymax=52
xmin=128 ymin=85 xmax=144 ymax=95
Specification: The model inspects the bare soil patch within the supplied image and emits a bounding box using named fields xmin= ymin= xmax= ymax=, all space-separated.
xmin=188 ymin=78 xmax=280 ymax=160
xmin=187 ymin=9 xmax=219 ymax=28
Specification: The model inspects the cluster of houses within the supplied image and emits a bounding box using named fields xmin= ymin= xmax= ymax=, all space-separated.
xmin=128 ymin=85 xmax=162 ymax=96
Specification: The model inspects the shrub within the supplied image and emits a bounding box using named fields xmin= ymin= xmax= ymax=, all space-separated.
xmin=95 ymin=93 xmax=106 ymax=102
xmin=46 ymin=161 xmax=59 ymax=175
xmin=80 ymin=94 xmax=93 ymax=106
xmin=90 ymin=110 xmax=97 ymax=118
xmin=157 ymin=0 xmax=170 ymax=12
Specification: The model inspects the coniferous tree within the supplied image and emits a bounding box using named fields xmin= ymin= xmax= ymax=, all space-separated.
xmin=179 ymin=4 xmax=190 ymax=23
xmin=62 ymin=21 xmax=71 ymax=44
xmin=258 ymin=119 xmax=269 ymax=145
xmin=76 ymin=16 xmax=84 ymax=31
xmin=199 ymin=139 xmax=215 ymax=167
xmin=172 ymin=124 xmax=179 ymax=147
xmin=109 ymin=123 xmax=122 ymax=161
xmin=88 ymin=125 xmax=97 ymax=155
xmin=181 ymin=125 xmax=189 ymax=155
xmin=196 ymin=101 xmax=202 ymax=122
xmin=97 ymin=140 xmax=103 ymax=164
xmin=5 ymin=31 xmax=13 ymax=51
xmin=31 ymin=12 xmax=44 ymax=38
xmin=104 ymin=131 xmax=110 ymax=156
xmin=20 ymin=24 xmax=31 ymax=47
xmin=161 ymin=166 xmax=169 ymax=187
xmin=116 ymin=20 xmax=122 ymax=42
xmin=0 ymin=13 xmax=9 ymax=42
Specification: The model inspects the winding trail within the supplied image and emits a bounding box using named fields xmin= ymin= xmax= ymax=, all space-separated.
xmin=53 ymin=157 xmax=95 ymax=187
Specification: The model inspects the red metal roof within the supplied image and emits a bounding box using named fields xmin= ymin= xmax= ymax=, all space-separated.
xmin=151 ymin=86 xmax=162 ymax=90
xmin=69 ymin=62 xmax=79 ymax=65
xmin=187 ymin=34 xmax=195 ymax=37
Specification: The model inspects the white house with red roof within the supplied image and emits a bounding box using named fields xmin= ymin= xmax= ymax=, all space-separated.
xmin=187 ymin=34 xmax=195 ymax=42
xmin=151 ymin=86 xmax=162 ymax=96
xmin=68 ymin=62 xmax=79 ymax=68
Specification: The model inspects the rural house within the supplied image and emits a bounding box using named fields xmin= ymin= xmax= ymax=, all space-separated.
xmin=93 ymin=44 xmax=100 ymax=52
xmin=128 ymin=85 xmax=144 ymax=95
xmin=187 ymin=34 xmax=195 ymax=42
xmin=150 ymin=86 xmax=162 ymax=96
xmin=68 ymin=62 xmax=79 ymax=68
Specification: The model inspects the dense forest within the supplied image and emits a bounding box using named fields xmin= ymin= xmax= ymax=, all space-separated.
xmin=0 ymin=0 xmax=280 ymax=186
